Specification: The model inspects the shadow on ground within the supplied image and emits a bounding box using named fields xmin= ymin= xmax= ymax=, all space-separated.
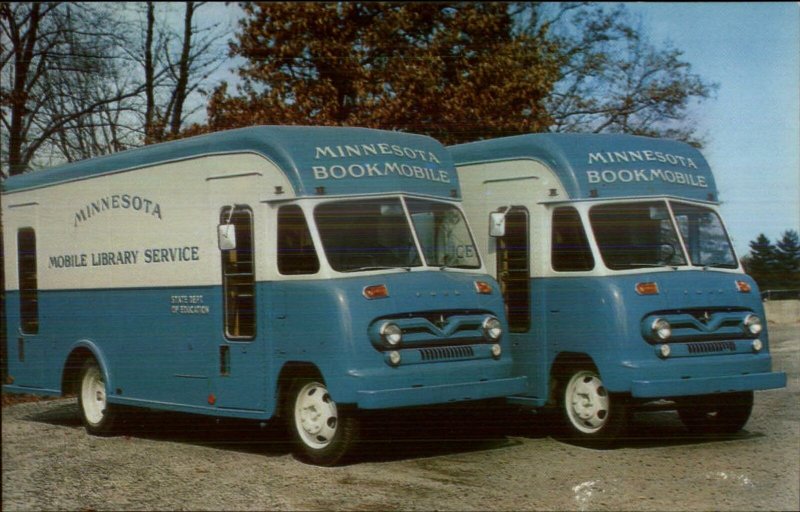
xmin=19 ymin=398 xmax=761 ymax=465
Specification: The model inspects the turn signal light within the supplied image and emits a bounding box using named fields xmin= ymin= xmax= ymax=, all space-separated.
xmin=635 ymin=282 xmax=659 ymax=295
xmin=736 ymin=280 xmax=752 ymax=293
xmin=363 ymin=284 xmax=389 ymax=300
xmin=475 ymin=281 xmax=493 ymax=294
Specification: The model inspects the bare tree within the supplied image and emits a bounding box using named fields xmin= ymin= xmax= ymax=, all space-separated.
xmin=1 ymin=2 xmax=227 ymax=176
xmin=138 ymin=1 xmax=226 ymax=143
xmin=516 ymin=2 xmax=716 ymax=145
xmin=1 ymin=2 xmax=146 ymax=176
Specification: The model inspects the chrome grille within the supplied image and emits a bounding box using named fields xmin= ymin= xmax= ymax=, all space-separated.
xmin=419 ymin=346 xmax=474 ymax=361
xmin=687 ymin=341 xmax=736 ymax=354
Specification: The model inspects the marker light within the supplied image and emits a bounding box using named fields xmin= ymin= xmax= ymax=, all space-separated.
xmin=736 ymin=280 xmax=752 ymax=293
xmin=475 ymin=281 xmax=493 ymax=294
xmin=636 ymin=282 xmax=660 ymax=295
xmin=482 ymin=316 xmax=503 ymax=341
xmin=380 ymin=322 xmax=403 ymax=346
xmin=658 ymin=344 xmax=671 ymax=358
xmin=743 ymin=314 xmax=763 ymax=335
xmin=388 ymin=351 xmax=401 ymax=366
xmin=751 ymin=339 xmax=763 ymax=353
xmin=491 ymin=344 xmax=502 ymax=359
xmin=363 ymin=284 xmax=389 ymax=300
xmin=651 ymin=318 xmax=672 ymax=340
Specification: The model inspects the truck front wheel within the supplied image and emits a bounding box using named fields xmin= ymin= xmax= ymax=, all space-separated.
xmin=677 ymin=391 xmax=753 ymax=435
xmin=556 ymin=366 xmax=628 ymax=447
xmin=286 ymin=378 xmax=360 ymax=466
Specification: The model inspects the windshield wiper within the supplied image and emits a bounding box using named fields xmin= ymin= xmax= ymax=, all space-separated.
xmin=702 ymin=262 xmax=736 ymax=270
xmin=343 ymin=265 xmax=411 ymax=273
xmin=613 ymin=262 xmax=680 ymax=270
xmin=439 ymin=264 xmax=479 ymax=271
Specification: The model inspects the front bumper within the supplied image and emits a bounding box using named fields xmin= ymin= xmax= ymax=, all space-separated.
xmin=356 ymin=375 xmax=527 ymax=409
xmin=630 ymin=370 xmax=786 ymax=398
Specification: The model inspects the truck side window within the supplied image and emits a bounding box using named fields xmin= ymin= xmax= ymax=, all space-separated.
xmin=220 ymin=206 xmax=256 ymax=340
xmin=278 ymin=205 xmax=319 ymax=275
xmin=552 ymin=207 xmax=594 ymax=272
xmin=496 ymin=208 xmax=530 ymax=333
xmin=17 ymin=228 xmax=39 ymax=334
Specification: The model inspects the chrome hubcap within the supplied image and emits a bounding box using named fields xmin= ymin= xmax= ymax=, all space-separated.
xmin=294 ymin=382 xmax=338 ymax=449
xmin=566 ymin=371 xmax=610 ymax=433
xmin=81 ymin=365 xmax=106 ymax=425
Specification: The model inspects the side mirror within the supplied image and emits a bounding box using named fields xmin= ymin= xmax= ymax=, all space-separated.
xmin=489 ymin=211 xmax=506 ymax=237
xmin=218 ymin=224 xmax=237 ymax=250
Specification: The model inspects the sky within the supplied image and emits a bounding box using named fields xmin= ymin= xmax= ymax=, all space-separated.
xmin=194 ymin=2 xmax=800 ymax=258
xmin=622 ymin=2 xmax=800 ymax=257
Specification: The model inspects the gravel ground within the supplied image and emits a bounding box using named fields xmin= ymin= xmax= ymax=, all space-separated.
xmin=2 ymin=323 xmax=798 ymax=511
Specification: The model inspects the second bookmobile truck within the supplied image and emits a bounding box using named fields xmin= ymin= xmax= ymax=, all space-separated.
xmin=449 ymin=133 xmax=786 ymax=445
xmin=1 ymin=126 xmax=527 ymax=465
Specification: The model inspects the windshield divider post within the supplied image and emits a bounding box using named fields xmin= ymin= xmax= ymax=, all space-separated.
xmin=399 ymin=196 xmax=429 ymax=268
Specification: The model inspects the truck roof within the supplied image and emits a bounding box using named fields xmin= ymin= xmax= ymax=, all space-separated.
xmin=2 ymin=125 xmax=459 ymax=199
xmin=448 ymin=133 xmax=718 ymax=203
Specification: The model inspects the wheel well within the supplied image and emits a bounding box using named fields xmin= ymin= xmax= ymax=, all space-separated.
xmin=275 ymin=362 xmax=323 ymax=417
xmin=548 ymin=352 xmax=597 ymax=404
xmin=61 ymin=348 xmax=95 ymax=396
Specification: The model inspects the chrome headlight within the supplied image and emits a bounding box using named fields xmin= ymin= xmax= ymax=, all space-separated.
xmin=482 ymin=316 xmax=503 ymax=341
xmin=651 ymin=318 xmax=672 ymax=341
xmin=743 ymin=314 xmax=763 ymax=336
xmin=380 ymin=322 xmax=403 ymax=346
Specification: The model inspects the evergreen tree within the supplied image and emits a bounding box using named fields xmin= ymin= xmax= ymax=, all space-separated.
xmin=775 ymin=230 xmax=800 ymax=288
xmin=745 ymin=233 xmax=777 ymax=290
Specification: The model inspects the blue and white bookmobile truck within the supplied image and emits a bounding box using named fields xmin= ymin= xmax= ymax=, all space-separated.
xmin=449 ymin=133 xmax=786 ymax=445
xmin=1 ymin=125 xmax=527 ymax=465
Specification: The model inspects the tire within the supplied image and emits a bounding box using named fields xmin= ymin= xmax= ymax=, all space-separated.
xmin=286 ymin=378 xmax=359 ymax=466
xmin=677 ymin=391 xmax=753 ymax=435
xmin=78 ymin=358 xmax=120 ymax=436
xmin=556 ymin=365 xmax=628 ymax=448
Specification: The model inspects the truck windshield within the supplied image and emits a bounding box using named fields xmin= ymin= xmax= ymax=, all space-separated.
xmin=406 ymin=198 xmax=480 ymax=269
xmin=314 ymin=197 xmax=479 ymax=272
xmin=589 ymin=200 xmax=737 ymax=270
xmin=315 ymin=198 xmax=422 ymax=272
xmin=590 ymin=201 xmax=688 ymax=270
xmin=671 ymin=202 xmax=737 ymax=268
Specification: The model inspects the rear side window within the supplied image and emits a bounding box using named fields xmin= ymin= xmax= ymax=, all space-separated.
xmin=17 ymin=228 xmax=39 ymax=334
xmin=552 ymin=207 xmax=594 ymax=272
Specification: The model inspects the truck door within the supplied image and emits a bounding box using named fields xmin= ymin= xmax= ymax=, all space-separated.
xmin=214 ymin=205 xmax=268 ymax=411
xmin=484 ymin=177 xmax=536 ymax=333
xmin=485 ymin=175 xmax=547 ymax=399
xmin=495 ymin=207 xmax=531 ymax=333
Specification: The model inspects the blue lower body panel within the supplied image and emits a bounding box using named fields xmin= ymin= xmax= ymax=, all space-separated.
xmin=356 ymin=376 xmax=527 ymax=409
xmin=2 ymin=385 xmax=62 ymax=397
xmin=631 ymin=371 xmax=787 ymax=398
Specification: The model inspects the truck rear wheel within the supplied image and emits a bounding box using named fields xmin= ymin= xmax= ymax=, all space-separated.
xmin=286 ymin=378 xmax=359 ymax=466
xmin=78 ymin=358 xmax=120 ymax=436
xmin=556 ymin=366 xmax=628 ymax=447
xmin=677 ymin=391 xmax=753 ymax=435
